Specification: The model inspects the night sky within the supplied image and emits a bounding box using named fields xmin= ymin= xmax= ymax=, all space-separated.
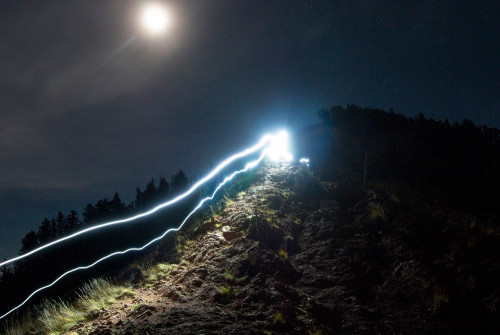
xmin=0 ymin=0 xmax=498 ymax=259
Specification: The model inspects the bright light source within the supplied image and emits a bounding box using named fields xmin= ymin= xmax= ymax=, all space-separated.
xmin=0 ymin=130 xmax=291 ymax=270
xmin=0 ymin=152 xmax=268 ymax=320
xmin=0 ymin=130 xmax=301 ymax=319
xmin=140 ymin=3 xmax=171 ymax=35
xmin=300 ymin=158 xmax=310 ymax=164
xmin=0 ymin=132 xmax=273 ymax=269
xmin=266 ymin=130 xmax=293 ymax=162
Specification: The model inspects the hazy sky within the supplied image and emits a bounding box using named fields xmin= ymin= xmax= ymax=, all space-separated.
xmin=0 ymin=0 xmax=498 ymax=258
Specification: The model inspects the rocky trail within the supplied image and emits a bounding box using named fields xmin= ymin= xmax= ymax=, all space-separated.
xmin=60 ymin=163 xmax=498 ymax=335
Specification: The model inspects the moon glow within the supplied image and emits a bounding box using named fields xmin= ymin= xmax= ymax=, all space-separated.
xmin=140 ymin=3 xmax=171 ymax=35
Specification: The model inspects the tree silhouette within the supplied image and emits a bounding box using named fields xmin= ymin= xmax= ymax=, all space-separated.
xmin=158 ymin=177 xmax=170 ymax=200
xmin=313 ymin=104 xmax=500 ymax=211
xmin=109 ymin=193 xmax=127 ymax=218
xmin=143 ymin=179 xmax=158 ymax=207
xmin=83 ymin=203 xmax=98 ymax=224
xmin=55 ymin=211 xmax=65 ymax=237
xmin=171 ymin=169 xmax=189 ymax=196
xmin=20 ymin=230 xmax=38 ymax=254
xmin=134 ymin=187 xmax=145 ymax=209
xmin=2 ymin=167 xmax=196 ymax=315
xmin=65 ymin=210 xmax=81 ymax=235
xmin=37 ymin=218 xmax=54 ymax=244
xmin=83 ymin=194 xmax=127 ymax=224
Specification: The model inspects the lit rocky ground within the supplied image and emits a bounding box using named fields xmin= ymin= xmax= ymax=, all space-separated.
xmin=12 ymin=162 xmax=498 ymax=334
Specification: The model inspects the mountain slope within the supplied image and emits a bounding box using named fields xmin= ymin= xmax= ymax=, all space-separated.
xmin=8 ymin=160 xmax=499 ymax=334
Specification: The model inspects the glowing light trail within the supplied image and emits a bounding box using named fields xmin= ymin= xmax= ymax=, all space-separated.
xmin=0 ymin=134 xmax=275 ymax=268
xmin=0 ymin=151 xmax=268 ymax=320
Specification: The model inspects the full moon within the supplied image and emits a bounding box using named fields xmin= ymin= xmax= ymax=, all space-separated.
xmin=140 ymin=3 xmax=171 ymax=35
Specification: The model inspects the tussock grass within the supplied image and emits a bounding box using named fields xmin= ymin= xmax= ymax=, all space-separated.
xmin=4 ymin=278 xmax=133 ymax=335
xmin=174 ymin=233 xmax=196 ymax=255
xmin=75 ymin=278 xmax=133 ymax=314
xmin=3 ymin=313 xmax=36 ymax=335
xmin=223 ymin=195 xmax=234 ymax=207
xmin=36 ymin=299 xmax=85 ymax=334
xmin=141 ymin=262 xmax=174 ymax=283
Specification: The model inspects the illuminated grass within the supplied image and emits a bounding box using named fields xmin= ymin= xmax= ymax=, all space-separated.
xmin=36 ymin=299 xmax=85 ymax=334
xmin=141 ymin=262 xmax=175 ymax=283
xmin=4 ymin=278 xmax=133 ymax=335
xmin=3 ymin=313 xmax=36 ymax=335
xmin=75 ymin=278 xmax=134 ymax=315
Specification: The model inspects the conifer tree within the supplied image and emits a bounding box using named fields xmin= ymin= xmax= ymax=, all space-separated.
xmin=20 ymin=230 xmax=38 ymax=254
xmin=37 ymin=218 xmax=53 ymax=244
xmin=171 ymin=169 xmax=189 ymax=196
xmin=65 ymin=210 xmax=81 ymax=234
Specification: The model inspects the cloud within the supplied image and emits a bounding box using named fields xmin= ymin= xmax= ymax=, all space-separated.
xmin=0 ymin=1 xmax=183 ymax=116
xmin=41 ymin=37 xmax=179 ymax=111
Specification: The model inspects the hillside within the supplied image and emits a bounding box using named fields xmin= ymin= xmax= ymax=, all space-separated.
xmin=6 ymin=158 xmax=498 ymax=334
xmin=3 ymin=106 xmax=500 ymax=334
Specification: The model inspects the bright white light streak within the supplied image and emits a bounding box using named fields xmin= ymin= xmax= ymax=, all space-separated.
xmin=299 ymin=158 xmax=310 ymax=164
xmin=0 ymin=135 xmax=274 ymax=269
xmin=0 ymin=151 xmax=267 ymax=320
